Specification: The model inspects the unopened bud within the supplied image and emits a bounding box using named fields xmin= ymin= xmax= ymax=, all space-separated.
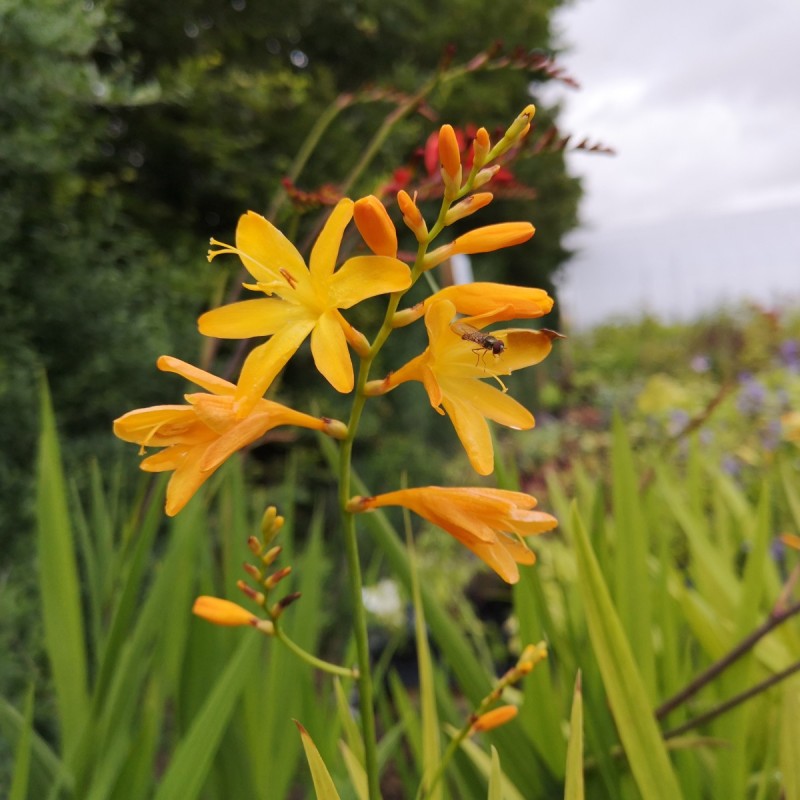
xmin=438 ymin=124 xmax=462 ymax=181
xmin=265 ymin=565 xmax=292 ymax=590
xmin=354 ymin=195 xmax=398 ymax=257
xmin=397 ymin=190 xmax=428 ymax=242
xmin=490 ymin=105 xmax=537 ymax=161
xmin=473 ymin=165 xmax=501 ymax=189
xmin=262 ymin=545 xmax=282 ymax=566
xmin=517 ymin=641 xmax=548 ymax=671
xmin=472 ymin=127 xmax=491 ymax=169
xmin=261 ymin=506 xmax=284 ymax=546
xmin=271 ymin=591 xmax=302 ymax=619
xmin=192 ymin=596 xmax=257 ymax=627
xmin=341 ymin=321 xmax=371 ymax=358
xmin=237 ymin=579 xmax=266 ymax=606
xmin=243 ymin=562 xmax=263 ymax=581
xmin=391 ymin=302 xmax=425 ymax=328
xmin=444 ymin=192 xmax=493 ymax=226
xmin=471 ymin=705 xmax=519 ymax=734
xmin=247 ymin=535 xmax=263 ymax=556
xmin=322 ymin=417 xmax=348 ymax=440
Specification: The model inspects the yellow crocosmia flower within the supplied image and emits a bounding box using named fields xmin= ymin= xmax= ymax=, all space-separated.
xmin=200 ymin=199 xmax=412 ymax=411
xmin=368 ymin=300 xmax=557 ymax=475
xmin=192 ymin=596 xmax=257 ymax=627
xmin=349 ymin=486 xmax=557 ymax=584
xmin=471 ymin=705 xmax=519 ymax=733
xmin=392 ymin=282 xmax=554 ymax=328
xmin=113 ymin=356 xmax=347 ymax=516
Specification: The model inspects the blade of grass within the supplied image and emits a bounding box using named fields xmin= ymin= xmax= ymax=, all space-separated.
xmin=564 ymin=673 xmax=584 ymax=800
xmin=35 ymin=377 xmax=89 ymax=759
xmin=154 ymin=633 xmax=261 ymax=800
xmin=570 ymin=503 xmax=683 ymax=800
xmin=9 ymin=686 xmax=35 ymax=800
xmin=295 ymin=721 xmax=342 ymax=800
xmin=610 ymin=414 xmax=656 ymax=698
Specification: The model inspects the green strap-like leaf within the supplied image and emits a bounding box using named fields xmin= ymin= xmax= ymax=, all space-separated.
xmin=36 ymin=376 xmax=89 ymax=758
xmin=570 ymin=504 xmax=683 ymax=800
xmin=154 ymin=634 xmax=260 ymax=800
xmin=563 ymin=673 xmax=584 ymax=800
xmin=296 ymin=721 xmax=342 ymax=800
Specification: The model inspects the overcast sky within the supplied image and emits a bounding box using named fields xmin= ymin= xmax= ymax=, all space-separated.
xmin=541 ymin=0 xmax=800 ymax=327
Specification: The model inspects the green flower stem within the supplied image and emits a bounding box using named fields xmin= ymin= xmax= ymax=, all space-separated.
xmin=273 ymin=626 xmax=358 ymax=679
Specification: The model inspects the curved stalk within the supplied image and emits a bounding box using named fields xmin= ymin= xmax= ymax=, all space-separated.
xmin=273 ymin=626 xmax=358 ymax=679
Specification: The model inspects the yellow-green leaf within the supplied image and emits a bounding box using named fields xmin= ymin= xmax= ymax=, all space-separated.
xmin=570 ymin=504 xmax=683 ymax=800
xmin=296 ymin=721 xmax=342 ymax=800
xmin=339 ymin=740 xmax=368 ymax=800
xmin=564 ymin=672 xmax=584 ymax=800
xmin=488 ymin=746 xmax=502 ymax=800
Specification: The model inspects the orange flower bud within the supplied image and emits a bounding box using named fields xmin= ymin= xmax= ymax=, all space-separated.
xmin=438 ymin=124 xmax=461 ymax=179
xmin=353 ymin=195 xmax=398 ymax=257
xmin=471 ymin=705 xmax=518 ymax=733
xmin=444 ymin=192 xmax=493 ymax=226
xmin=422 ymin=222 xmax=534 ymax=269
xmin=472 ymin=127 xmax=491 ymax=169
xmin=397 ymin=190 xmax=428 ymax=241
xmin=192 ymin=596 xmax=257 ymax=627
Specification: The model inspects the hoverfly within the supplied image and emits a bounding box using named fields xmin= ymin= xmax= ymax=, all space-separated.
xmin=450 ymin=320 xmax=505 ymax=364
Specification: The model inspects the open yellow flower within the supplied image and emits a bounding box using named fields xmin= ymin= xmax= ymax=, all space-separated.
xmin=366 ymin=299 xmax=558 ymax=475
xmin=200 ymin=198 xmax=412 ymax=413
xmin=349 ymin=486 xmax=557 ymax=583
xmin=113 ymin=356 xmax=347 ymax=516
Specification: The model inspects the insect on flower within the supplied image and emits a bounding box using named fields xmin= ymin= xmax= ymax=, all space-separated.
xmin=450 ymin=320 xmax=505 ymax=363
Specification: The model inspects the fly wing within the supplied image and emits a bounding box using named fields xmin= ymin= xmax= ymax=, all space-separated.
xmin=449 ymin=320 xmax=481 ymax=339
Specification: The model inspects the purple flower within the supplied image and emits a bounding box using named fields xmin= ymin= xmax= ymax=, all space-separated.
xmin=736 ymin=375 xmax=766 ymax=415
xmin=690 ymin=354 xmax=711 ymax=373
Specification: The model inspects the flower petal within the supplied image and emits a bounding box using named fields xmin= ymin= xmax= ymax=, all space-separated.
xmin=495 ymin=329 xmax=556 ymax=371
xmin=442 ymin=395 xmax=495 ymax=475
xmin=113 ymin=406 xmax=211 ymax=446
xmin=235 ymin=211 xmax=308 ymax=283
xmin=198 ymin=298 xmax=302 ymax=339
xmin=311 ymin=310 xmax=354 ymax=393
xmin=234 ymin=321 xmax=315 ymax=414
xmin=165 ymin=442 xmax=219 ymax=516
xmin=199 ymin=412 xmax=274 ymax=471
xmin=157 ymin=356 xmax=236 ymax=396
xmin=330 ymin=256 xmax=412 ymax=308
xmin=469 ymin=539 xmax=521 ymax=583
xmin=445 ymin=378 xmax=535 ymax=430
xmin=309 ymin=198 xmax=354 ymax=280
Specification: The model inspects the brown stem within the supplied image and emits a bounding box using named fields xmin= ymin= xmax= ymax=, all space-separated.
xmin=662 ymin=659 xmax=800 ymax=740
xmin=655 ymin=598 xmax=800 ymax=721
